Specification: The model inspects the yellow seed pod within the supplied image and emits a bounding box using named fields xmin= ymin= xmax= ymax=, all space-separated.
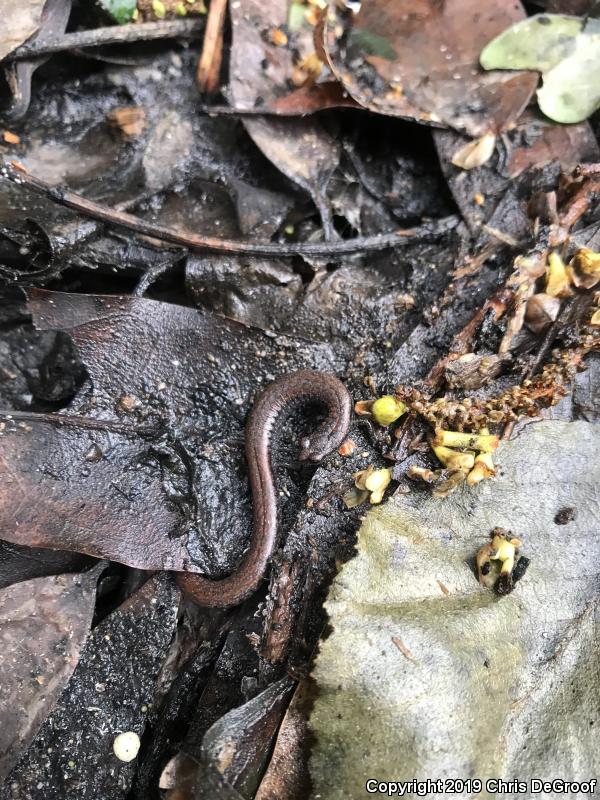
xmin=433 ymin=429 xmax=499 ymax=453
xmin=364 ymin=467 xmax=392 ymax=504
xmin=371 ymin=395 xmax=407 ymax=426
xmin=432 ymin=445 xmax=475 ymax=472
xmin=545 ymin=251 xmax=573 ymax=298
xmin=466 ymin=451 xmax=495 ymax=485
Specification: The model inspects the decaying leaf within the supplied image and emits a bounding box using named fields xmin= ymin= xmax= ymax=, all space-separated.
xmin=451 ymin=132 xmax=497 ymax=171
xmin=0 ymin=0 xmax=46 ymax=61
xmin=228 ymin=0 xmax=341 ymax=234
xmin=255 ymin=681 xmax=312 ymax=800
xmin=0 ymin=566 xmax=101 ymax=782
xmin=310 ymin=421 xmax=600 ymax=796
xmin=0 ymin=289 xmax=345 ymax=575
xmin=2 ymin=0 xmax=72 ymax=120
xmin=4 ymin=574 xmax=179 ymax=799
xmin=193 ymin=677 xmax=295 ymax=798
xmin=320 ymin=0 xmax=538 ymax=136
xmin=481 ymin=14 xmax=600 ymax=123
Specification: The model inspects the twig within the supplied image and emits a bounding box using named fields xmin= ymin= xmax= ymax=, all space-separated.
xmin=559 ymin=180 xmax=600 ymax=232
xmin=423 ymin=288 xmax=513 ymax=393
xmin=0 ymin=409 xmax=161 ymax=436
xmin=6 ymin=19 xmax=204 ymax=61
xmin=196 ymin=0 xmax=227 ymax=93
xmin=1 ymin=161 xmax=457 ymax=258
xmin=199 ymin=103 xmax=296 ymax=116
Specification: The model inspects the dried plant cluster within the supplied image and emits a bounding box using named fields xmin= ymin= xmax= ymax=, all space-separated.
xmin=395 ymin=317 xmax=599 ymax=432
xmin=356 ymin=246 xmax=600 ymax=499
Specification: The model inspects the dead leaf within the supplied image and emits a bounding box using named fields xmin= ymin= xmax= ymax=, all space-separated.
xmin=4 ymin=574 xmax=179 ymax=799
xmin=0 ymin=540 xmax=95 ymax=591
xmin=2 ymin=0 xmax=72 ymax=120
xmin=0 ymin=0 xmax=46 ymax=61
xmin=228 ymin=0 xmax=341 ymax=236
xmin=0 ymin=289 xmax=346 ymax=574
xmin=451 ymin=133 xmax=496 ymax=171
xmin=0 ymin=565 xmax=100 ymax=781
xmin=267 ymin=81 xmax=359 ymax=115
xmin=320 ymin=0 xmax=538 ymax=136
xmin=193 ymin=677 xmax=295 ymax=798
xmin=255 ymin=681 xmax=312 ymax=800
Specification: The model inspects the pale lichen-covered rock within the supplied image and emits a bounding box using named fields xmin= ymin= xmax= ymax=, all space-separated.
xmin=310 ymin=421 xmax=600 ymax=799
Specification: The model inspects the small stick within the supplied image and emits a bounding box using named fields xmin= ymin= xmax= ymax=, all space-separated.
xmin=6 ymin=19 xmax=204 ymax=61
xmin=197 ymin=0 xmax=228 ymax=93
xmin=0 ymin=409 xmax=161 ymax=436
xmin=1 ymin=161 xmax=457 ymax=258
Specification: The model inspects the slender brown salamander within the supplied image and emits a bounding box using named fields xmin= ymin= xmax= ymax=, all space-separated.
xmin=175 ymin=370 xmax=352 ymax=608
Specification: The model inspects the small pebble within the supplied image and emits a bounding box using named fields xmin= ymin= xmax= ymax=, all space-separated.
xmin=113 ymin=731 xmax=140 ymax=762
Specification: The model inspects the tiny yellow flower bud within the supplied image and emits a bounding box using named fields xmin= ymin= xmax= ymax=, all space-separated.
xmin=432 ymin=445 xmax=475 ymax=472
xmin=432 ymin=429 xmax=499 ymax=453
xmin=568 ymin=248 xmax=600 ymax=289
xmin=371 ymin=395 xmax=407 ymax=426
xmin=490 ymin=533 xmax=521 ymax=575
xmin=466 ymin=451 xmax=495 ymax=485
xmin=152 ymin=0 xmax=166 ymax=18
xmin=364 ymin=467 xmax=392 ymax=504
xmin=545 ymin=251 xmax=573 ymax=298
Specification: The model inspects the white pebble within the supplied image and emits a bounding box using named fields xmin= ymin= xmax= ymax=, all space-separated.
xmin=113 ymin=731 xmax=140 ymax=762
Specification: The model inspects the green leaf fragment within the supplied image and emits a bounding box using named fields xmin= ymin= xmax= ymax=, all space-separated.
xmin=480 ymin=13 xmax=600 ymax=123
xmin=288 ymin=1 xmax=306 ymax=33
xmin=538 ymin=34 xmax=600 ymax=123
xmin=480 ymin=14 xmax=582 ymax=72
xmin=97 ymin=0 xmax=137 ymax=24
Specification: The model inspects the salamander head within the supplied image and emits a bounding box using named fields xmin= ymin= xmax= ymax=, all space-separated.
xmin=298 ymin=430 xmax=337 ymax=462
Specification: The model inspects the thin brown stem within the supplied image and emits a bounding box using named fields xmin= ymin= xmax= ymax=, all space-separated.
xmin=0 ymin=409 xmax=161 ymax=436
xmin=6 ymin=19 xmax=204 ymax=61
xmin=196 ymin=0 xmax=227 ymax=93
xmin=1 ymin=161 xmax=457 ymax=258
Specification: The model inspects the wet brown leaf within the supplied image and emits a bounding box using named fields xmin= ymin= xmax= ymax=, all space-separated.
xmin=228 ymin=0 xmax=340 ymax=235
xmin=0 ymin=566 xmax=100 ymax=781
xmin=191 ymin=677 xmax=295 ymax=798
xmin=320 ymin=0 xmax=538 ymax=136
xmin=0 ymin=289 xmax=345 ymax=573
xmin=255 ymin=681 xmax=311 ymax=800
xmin=0 ymin=540 xmax=95 ymax=591
xmin=3 ymin=573 xmax=179 ymax=800
xmin=267 ymin=81 xmax=360 ymax=115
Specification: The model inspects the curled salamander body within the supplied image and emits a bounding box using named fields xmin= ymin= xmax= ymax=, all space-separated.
xmin=175 ymin=369 xmax=352 ymax=608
